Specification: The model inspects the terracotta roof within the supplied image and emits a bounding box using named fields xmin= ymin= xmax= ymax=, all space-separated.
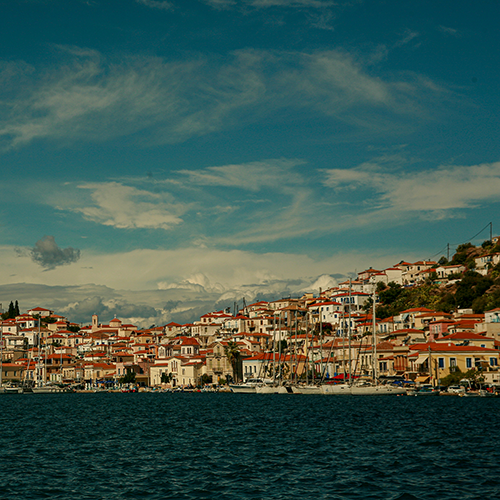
xmin=410 ymin=342 xmax=498 ymax=353
xmin=436 ymin=331 xmax=493 ymax=341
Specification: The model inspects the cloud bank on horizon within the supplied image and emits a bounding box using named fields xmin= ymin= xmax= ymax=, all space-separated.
xmin=0 ymin=0 xmax=498 ymax=325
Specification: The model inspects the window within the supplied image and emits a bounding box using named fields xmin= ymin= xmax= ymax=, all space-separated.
xmin=450 ymin=358 xmax=457 ymax=368
xmin=466 ymin=358 xmax=472 ymax=369
xmin=438 ymin=358 xmax=445 ymax=369
xmin=490 ymin=358 xmax=498 ymax=367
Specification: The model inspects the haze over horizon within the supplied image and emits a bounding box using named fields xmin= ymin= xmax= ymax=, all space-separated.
xmin=1 ymin=0 xmax=499 ymax=326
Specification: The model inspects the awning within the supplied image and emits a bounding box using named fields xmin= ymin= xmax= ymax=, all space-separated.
xmin=415 ymin=354 xmax=429 ymax=365
xmin=415 ymin=375 xmax=430 ymax=383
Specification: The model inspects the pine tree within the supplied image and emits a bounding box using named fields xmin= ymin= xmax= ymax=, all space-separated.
xmin=7 ymin=301 xmax=15 ymax=319
xmin=14 ymin=300 xmax=20 ymax=316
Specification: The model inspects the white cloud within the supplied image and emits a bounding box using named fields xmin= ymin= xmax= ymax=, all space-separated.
xmin=323 ymin=161 xmax=500 ymax=213
xmin=203 ymin=0 xmax=336 ymax=8
xmin=158 ymin=273 xmax=226 ymax=294
xmin=136 ymin=0 xmax=174 ymax=10
xmin=67 ymin=182 xmax=185 ymax=230
xmin=176 ymin=158 xmax=305 ymax=191
xmin=0 ymin=48 xmax=446 ymax=148
xmin=2 ymin=243 xmax=408 ymax=326
xmin=4 ymin=245 xmax=303 ymax=290
xmin=249 ymin=0 xmax=336 ymax=8
xmin=438 ymin=25 xmax=460 ymax=37
xmin=201 ymin=0 xmax=237 ymax=8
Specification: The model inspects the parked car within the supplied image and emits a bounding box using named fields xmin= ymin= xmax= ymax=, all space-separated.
xmin=448 ymin=385 xmax=465 ymax=394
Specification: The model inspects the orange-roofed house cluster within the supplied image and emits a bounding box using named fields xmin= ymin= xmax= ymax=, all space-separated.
xmin=2 ymin=256 xmax=500 ymax=391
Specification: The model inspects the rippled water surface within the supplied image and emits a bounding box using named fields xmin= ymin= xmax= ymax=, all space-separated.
xmin=1 ymin=393 xmax=499 ymax=499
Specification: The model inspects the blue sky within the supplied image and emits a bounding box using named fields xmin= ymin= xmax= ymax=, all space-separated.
xmin=1 ymin=0 xmax=499 ymax=325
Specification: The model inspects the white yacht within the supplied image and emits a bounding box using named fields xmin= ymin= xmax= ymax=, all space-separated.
xmin=229 ymin=378 xmax=263 ymax=394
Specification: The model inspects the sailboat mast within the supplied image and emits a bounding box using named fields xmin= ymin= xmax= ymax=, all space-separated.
xmin=272 ymin=313 xmax=277 ymax=386
xmin=294 ymin=313 xmax=298 ymax=384
xmin=372 ymin=286 xmax=377 ymax=383
xmin=0 ymin=330 xmax=3 ymax=388
xmin=348 ymin=278 xmax=352 ymax=385
xmin=319 ymin=307 xmax=323 ymax=384
xmin=278 ymin=311 xmax=282 ymax=386
xmin=305 ymin=313 xmax=309 ymax=384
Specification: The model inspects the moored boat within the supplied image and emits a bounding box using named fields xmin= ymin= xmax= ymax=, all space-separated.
xmin=255 ymin=383 xmax=291 ymax=394
xmin=229 ymin=378 xmax=263 ymax=393
xmin=414 ymin=385 xmax=440 ymax=396
xmin=0 ymin=386 xmax=24 ymax=394
xmin=320 ymin=383 xmax=351 ymax=395
xmin=350 ymin=383 xmax=406 ymax=396
xmin=31 ymin=384 xmax=63 ymax=394
xmin=294 ymin=384 xmax=322 ymax=395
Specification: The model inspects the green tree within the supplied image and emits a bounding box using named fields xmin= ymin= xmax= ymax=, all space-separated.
xmin=379 ymin=282 xmax=403 ymax=305
xmin=120 ymin=369 xmax=136 ymax=384
xmin=277 ymin=339 xmax=288 ymax=352
xmin=451 ymin=243 xmax=474 ymax=266
xmin=428 ymin=271 xmax=438 ymax=282
xmin=440 ymin=369 xmax=464 ymax=387
xmin=2 ymin=301 xmax=16 ymax=320
xmin=224 ymin=341 xmax=241 ymax=382
xmin=463 ymin=368 xmax=485 ymax=388
xmin=438 ymin=256 xmax=448 ymax=266
xmin=454 ymin=272 xmax=493 ymax=310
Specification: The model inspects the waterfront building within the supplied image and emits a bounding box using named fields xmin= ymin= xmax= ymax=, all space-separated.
xmin=409 ymin=342 xmax=500 ymax=385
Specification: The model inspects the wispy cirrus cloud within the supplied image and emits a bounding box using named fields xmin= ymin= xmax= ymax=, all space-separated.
xmin=249 ymin=0 xmax=336 ymax=7
xmin=28 ymin=158 xmax=313 ymax=242
xmin=176 ymin=158 xmax=306 ymax=191
xmin=175 ymin=158 xmax=323 ymax=244
xmin=203 ymin=0 xmax=336 ymax=8
xmin=438 ymin=25 xmax=460 ymax=37
xmin=136 ymin=0 xmax=174 ymax=10
xmin=322 ymin=161 xmax=500 ymax=214
xmin=0 ymin=47 xmax=447 ymax=149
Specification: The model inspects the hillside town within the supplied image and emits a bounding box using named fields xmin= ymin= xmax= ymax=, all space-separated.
xmin=2 ymin=242 xmax=500 ymax=392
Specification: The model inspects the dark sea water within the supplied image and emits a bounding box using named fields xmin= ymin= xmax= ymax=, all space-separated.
xmin=1 ymin=393 xmax=499 ymax=500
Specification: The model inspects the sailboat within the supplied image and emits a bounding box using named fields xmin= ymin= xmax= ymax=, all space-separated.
xmin=255 ymin=313 xmax=291 ymax=394
xmin=31 ymin=320 xmax=62 ymax=393
xmin=349 ymin=287 xmax=405 ymax=396
xmin=0 ymin=329 xmax=25 ymax=394
xmin=321 ymin=279 xmax=352 ymax=395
